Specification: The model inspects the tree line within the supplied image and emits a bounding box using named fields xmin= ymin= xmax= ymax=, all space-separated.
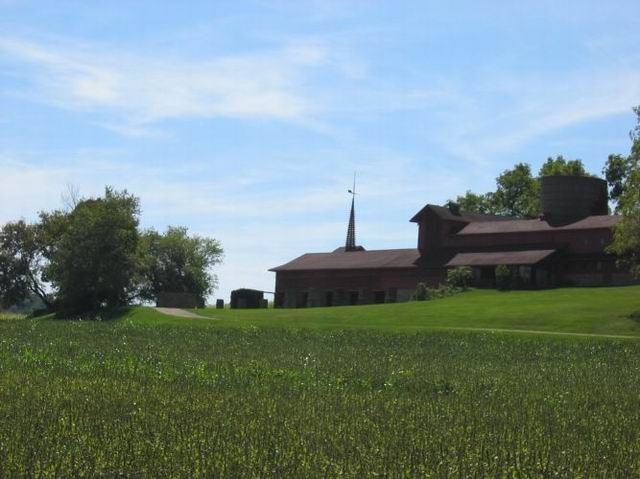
xmin=450 ymin=107 xmax=640 ymax=218
xmin=0 ymin=188 xmax=223 ymax=313
xmin=450 ymin=106 xmax=640 ymax=277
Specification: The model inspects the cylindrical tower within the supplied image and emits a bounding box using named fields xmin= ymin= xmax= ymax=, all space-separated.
xmin=541 ymin=176 xmax=608 ymax=225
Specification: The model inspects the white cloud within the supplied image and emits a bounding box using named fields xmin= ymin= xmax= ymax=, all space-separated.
xmin=0 ymin=37 xmax=328 ymax=130
xmin=432 ymin=68 xmax=640 ymax=166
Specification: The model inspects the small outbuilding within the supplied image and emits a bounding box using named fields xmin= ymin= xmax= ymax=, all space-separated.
xmin=230 ymin=289 xmax=265 ymax=309
xmin=156 ymin=292 xmax=200 ymax=309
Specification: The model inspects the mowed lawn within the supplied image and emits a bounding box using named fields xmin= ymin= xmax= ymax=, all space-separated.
xmin=1 ymin=286 xmax=640 ymax=476
xmin=152 ymin=285 xmax=640 ymax=337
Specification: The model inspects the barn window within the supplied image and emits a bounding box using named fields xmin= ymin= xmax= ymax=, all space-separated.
xmin=325 ymin=291 xmax=334 ymax=307
xmin=349 ymin=291 xmax=359 ymax=305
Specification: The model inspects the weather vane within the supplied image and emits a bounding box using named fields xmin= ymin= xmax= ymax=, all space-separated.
xmin=348 ymin=172 xmax=357 ymax=197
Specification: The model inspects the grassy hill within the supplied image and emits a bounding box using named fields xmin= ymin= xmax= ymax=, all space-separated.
xmin=131 ymin=285 xmax=640 ymax=337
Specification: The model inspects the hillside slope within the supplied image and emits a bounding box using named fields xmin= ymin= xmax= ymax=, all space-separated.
xmin=131 ymin=286 xmax=640 ymax=337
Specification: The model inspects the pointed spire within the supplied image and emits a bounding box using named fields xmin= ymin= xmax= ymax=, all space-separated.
xmin=345 ymin=195 xmax=356 ymax=251
xmin=345 ymin=172 xmax=358 ymax=251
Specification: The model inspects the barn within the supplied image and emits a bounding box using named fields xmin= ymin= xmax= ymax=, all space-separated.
xmin=270 ymin=176 xmax=631 ymax=308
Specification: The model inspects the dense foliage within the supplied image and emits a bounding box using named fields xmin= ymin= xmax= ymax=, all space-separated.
xmin=608 ymin=172 xmax=640 ymax=277
xmin=1 ymin=319 xmax=640 ymax=477
xmin=140 ymin=227 xmax=223 ymax=306
xmin=607 ymin=107 xmax=640 ymax=276
xmin=45 ymin=188 xmax=142 ymax=310
xmin=0 ymin=188 xmax=223 ymax=311
xmin=446 ymin=266 xmax=473 ymax=290
xmin=0 ymin=220 xmax=51 ymax=309
xmin=414 ymin=282 xmax=428 ymax=301
xmin=453 ymin=156 xmax=592 ymax=218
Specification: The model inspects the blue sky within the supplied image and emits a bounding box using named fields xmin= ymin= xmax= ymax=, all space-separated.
xmin=1 ymin=1 xmax=639 ymax=301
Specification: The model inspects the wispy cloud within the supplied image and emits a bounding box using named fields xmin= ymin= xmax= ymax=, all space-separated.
xmin=431 ymin=68 xmax=640 ymax=166
xmin=0 ymin=37 xmax=328 ymax=131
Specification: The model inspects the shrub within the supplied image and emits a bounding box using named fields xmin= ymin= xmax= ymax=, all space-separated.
xmin=495 ymin=264 xmax=512 ymax=291
xmin=414 ymin=283 xmax=429 ymax=301
xmin=447 ymin=267 xmax=473 ymax=290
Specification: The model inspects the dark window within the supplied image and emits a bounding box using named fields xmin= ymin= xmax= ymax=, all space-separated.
xmin=296 ymin=292 xmax=309 ymax=308
xmin=374 ymin=291 xmax=386 ymax=304
xmin=349 ymin=291 xmax=359 ymax=305
xmin=480 ymin=267 xmax=495 ymax=280
xmin=325 ymin=291 xmax=334 ymax=307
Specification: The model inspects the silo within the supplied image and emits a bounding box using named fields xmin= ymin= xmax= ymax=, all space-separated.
xmin=541 ymin=176 xmax=608 ymax=225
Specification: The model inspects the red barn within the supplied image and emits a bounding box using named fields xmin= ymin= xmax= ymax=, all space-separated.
xmin=270 ymin=176 xmax=633 ymax=308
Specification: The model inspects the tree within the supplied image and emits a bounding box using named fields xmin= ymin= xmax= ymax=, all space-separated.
xmin=140 ymin=226 xmax=223 ymax=306
xmin=604 ymin=154 xmax=633 ymax=211
xmin=604 ymin=107 xmax=640 ymax=212
xmin=607 ymin=106 xmax=640 ymax=276
xmin=492 ymin=163 xmax=540 ymax=217
xmin=449 ymin=158 xmax=593 ymax=217
xmin=539 ymin=155 xmax=591 ymax=177
xmin=0 ymin=220 xmax=52 ymax=309
xmin=453 ymin=191 xmax=497 ymax=215
xmin=608 ymin=169 xmax=640 ymax=277
xmin=44 ymin=187 xmax=142 ymax=310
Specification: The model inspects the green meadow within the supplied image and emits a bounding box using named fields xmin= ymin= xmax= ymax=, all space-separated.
xmin=1 ymin=286 xmax=640 ymax=477
xmin=182 ymin=285 xmax=640 ymax=337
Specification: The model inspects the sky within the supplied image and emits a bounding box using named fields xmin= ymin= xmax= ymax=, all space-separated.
xmin=1 ymin=1 xmax=639 ymax=302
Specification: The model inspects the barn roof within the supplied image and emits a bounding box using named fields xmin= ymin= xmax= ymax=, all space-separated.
xmin=410 ymin=204 xmax=513 ymax=223
xmin=270 ymin=248 xmax=420 ymax=272
xmin=446 ymin=249 xmax=557 ymax=267
xmin=456 ymin=215 xmax=620 ymax=235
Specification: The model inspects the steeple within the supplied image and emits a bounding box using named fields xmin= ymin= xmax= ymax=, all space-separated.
xmin=345 ymin=195 xmax=356 ymax=251
xmin=344 ymin=173 xmax=364 ymax=252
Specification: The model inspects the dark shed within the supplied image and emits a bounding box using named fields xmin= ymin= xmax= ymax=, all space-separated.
xmin=230 ymin=289 xmax=265 ymax=309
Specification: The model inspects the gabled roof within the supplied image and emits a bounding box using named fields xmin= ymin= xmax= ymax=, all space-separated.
xmin=410 ymin=204 xmax=513 ymax=223
xmin=456 ymin=215 xmax=621 ymax=235
xmin=446 ymin=249 xmax=556 ymax=267
xmin=270 ymin=248 xmax=420 ymax=272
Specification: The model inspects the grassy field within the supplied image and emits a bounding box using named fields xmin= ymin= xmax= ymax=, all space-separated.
xmin=173 ymin=285 xmax=640 ymax=337
xmin=1 ymin=286 xmax=640 ymax=476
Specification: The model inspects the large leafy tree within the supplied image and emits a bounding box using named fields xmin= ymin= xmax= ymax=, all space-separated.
xmin=608 ymin=107 xmax=640 ymax=276
xmin=540 ymin=155 xmax=592 ymax=177
xmin=451 ymin=158 xmax=592 ymax=217
xmin=44 ymin=187 xmax=142 ymax=310
xmin=492 ymin=163 xmax=540 ymax=217
xmin=604 ymin=107 xmax=640 ymax=212
xmin=1 ymin=187 xmax=224 ymax=313
xmin=0 ymin=220 xmax=52 ymax=309
xmin=453 ymin=190 xmax=497 ymax=215
xmin=140 ymin=226 xmax=223 ymax=306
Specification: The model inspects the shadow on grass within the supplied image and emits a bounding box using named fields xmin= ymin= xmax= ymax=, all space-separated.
xmin=29 ymin=307 xmax=133 ymax=322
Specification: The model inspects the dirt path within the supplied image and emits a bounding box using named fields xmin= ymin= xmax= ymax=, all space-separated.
xmin=155 ymin=308 xmax=215 ymax=320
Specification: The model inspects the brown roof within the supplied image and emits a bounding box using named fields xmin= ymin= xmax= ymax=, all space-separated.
xmin=270 ymin=248 xmax=420 ymax=272
xmin=446 ymin=249 xmax=557 ymax=267
xmin=457 ymin=215 xmax=621 ymax=235
xmin=410 ymin=204 xmax=513 ymax=223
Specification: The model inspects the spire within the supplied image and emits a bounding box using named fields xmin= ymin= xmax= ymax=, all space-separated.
xmin=345 ymin=195 xmax=356 ymax=251
xmin=344 ymin=172 xmax=363 ymax=252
